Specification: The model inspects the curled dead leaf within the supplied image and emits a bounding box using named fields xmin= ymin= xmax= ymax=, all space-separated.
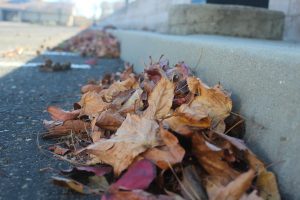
xmin=164 ymin=92 xmax=222 ymax=136
xmin=52 ymin=175 xmax=109 ymax=194
xmin=47 ymin=106 xmax=80 ymax=122
xmin=49 ymin=145 xmax=70 ymax=156
xmin=86 ymin=114 xmax=160 ymax=175
xmin=104 ymin=77 xmax=137 ymax=102
xmin=81 ymin=84 xmax=102 ymax=94
xmin=43 ymin=120 xmax=90 ymax=139
xmin=95 ymin=110 xmax=125 ymax=131
xmin=143 ymin=77 xmax=175 ymax=120
xmin=192 ymin=133 xmax=240 ymax=184
xmin=206 ymin=170 xmax=255 ymax=200
xmin=256 ymin=170 xmax=280 ymax=200
xmin=187 ymin=77 xmax=232 ymax=125
xmin=143 ymin=127 xmax=185 ymax=169
xmin=79 ymin=91 xmax=109 ymax=117
xmin=102 ymin=189 xmax=175 ymax=200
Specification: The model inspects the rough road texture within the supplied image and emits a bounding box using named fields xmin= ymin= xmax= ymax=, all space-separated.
xmin=0 ymin=22 xmax=123 ymax=200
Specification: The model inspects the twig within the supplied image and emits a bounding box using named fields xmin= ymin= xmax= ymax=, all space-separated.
xmin=36 ymin=132 xmax=88 ymax=166
xmin=224 ymin=119 xmax=244 ymax=135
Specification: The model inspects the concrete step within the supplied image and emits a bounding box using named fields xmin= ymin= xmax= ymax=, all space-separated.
xmin=169 ymin=4 xmax=285 ymax=40
xmin=111 ymin=29 xmax=300 ymax=199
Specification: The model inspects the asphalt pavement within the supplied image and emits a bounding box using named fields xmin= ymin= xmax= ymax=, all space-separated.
xmin=0 ymin=22 xmax=123 ymax=200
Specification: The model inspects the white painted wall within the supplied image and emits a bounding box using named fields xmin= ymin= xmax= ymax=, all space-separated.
xmin=269 ymin=0 xmax=300 ymax=42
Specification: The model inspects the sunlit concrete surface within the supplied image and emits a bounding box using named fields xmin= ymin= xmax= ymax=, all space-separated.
xmin=0 ymin=22 xmax=81 ymax=77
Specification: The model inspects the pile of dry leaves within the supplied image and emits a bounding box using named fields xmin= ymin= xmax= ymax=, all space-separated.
xmin=52 ymin=30 xmax=120 ymax=58
xmin=42 ymin=59 xmax=280 ymax=200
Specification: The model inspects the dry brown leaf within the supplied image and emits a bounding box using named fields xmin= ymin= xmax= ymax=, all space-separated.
xmin=120 ymin=63 xmax=134 ymax=81
xmin=187 ymin=76 xmax=204 ymax=95
xmin=256 ymin=170 xmax=280 ymax=200
xmin=79 ymin=91 xmax=109 ymax=117
xmin=119 ymin=88 xmax=143 ymax=114
xmin=49 ymin=145 xmax=70 ymax=156
xmin=86 ymin=114 xmax=160 ymax=175
xmin=192 ymin=133 xmax=240 ymax=184
xmin=245 ymin=151 xmax=266 ymax=174
xmin=102 ymin=189 xmax=175 ymax=200
xmin=43 ymin=120 xmax=90 ymax=139
xmin=143 ymin=77 xmax=174 ymax=120
xmin=190 ymin=89 xmax=231 ymax=125
xmin=180 ymin=165 xmax=208 ymax=200
xmin=163 ymin=102 xmax=211 ymax=136
xmin=240 ymin=191 xmax=264 ymax=200
xmin=206 ymin=169 xmax=255 ymax=200
xmin=104 ymin=77 xmax=136 ymax=102
xmin=187 ymin=77 xmax=232 ymax=124
xmin=47 ymin=106 xmax=80 ymax=122
xmin=95 ymin=110 xmax=125 ymax=131
xmin=81 ymin=84 xmax=102 ymax=94
xmin=91 ymin=130 xmax=104 ymax=143
xmin=143 ymin=127 xmax=185 ymax=169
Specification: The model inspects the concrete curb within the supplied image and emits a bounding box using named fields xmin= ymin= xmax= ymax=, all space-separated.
xmin=111 ymin=29 xmax=300 ymax=199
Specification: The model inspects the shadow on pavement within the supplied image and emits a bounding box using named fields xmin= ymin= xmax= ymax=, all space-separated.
xmin=0 ymin=27 xmax=123 ymax=200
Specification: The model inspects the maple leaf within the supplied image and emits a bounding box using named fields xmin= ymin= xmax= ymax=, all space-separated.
xmin=86 ymin=114 xmax=160 ymax=175
xmin=143 ymin=77 xmax=175 ymax=120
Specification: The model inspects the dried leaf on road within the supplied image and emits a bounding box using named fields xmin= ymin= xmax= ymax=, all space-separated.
xmin=79 ymin=91 xmax=109 ymax=117
xmin=143 ymin=127 xmax=185 ymax=169
xmin=143 ymin=77 xmax=174 ymax=119
xmin=47 ymin=106 xmax=80 ymax=121
xmin=86 ymin=114 xmax=160 ymax=175
xmin=95 ymin=110 xmax=125 ymax=131
xmin=192 ymin=133 xmax=240 ymax=184
xmin=205 ymin=170 xmax=255 ymax=200
xmin=43 ymin=120 xmax=90 ymax=139
xmin=256 ymin=170 xmax=280 ymax=200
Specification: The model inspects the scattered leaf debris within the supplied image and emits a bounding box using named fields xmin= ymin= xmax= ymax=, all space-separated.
xmin=52 ymin=30 xmax=120 ymax=58
xmin=39 ymin=59 xmax=71 ymax=72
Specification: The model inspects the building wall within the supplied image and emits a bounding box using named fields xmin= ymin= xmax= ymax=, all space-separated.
xmin=0 ymin=9 xmax=3 ymax=20
xmin=269 ymin=0 xmax=300 ymax=41
xmin=101 ymin=0 xmax=300 ymax=42
xmin=100 ymin=0 xmax=191 ymax=33
xmin=0 ymin=9 xmax=73 ymax=26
